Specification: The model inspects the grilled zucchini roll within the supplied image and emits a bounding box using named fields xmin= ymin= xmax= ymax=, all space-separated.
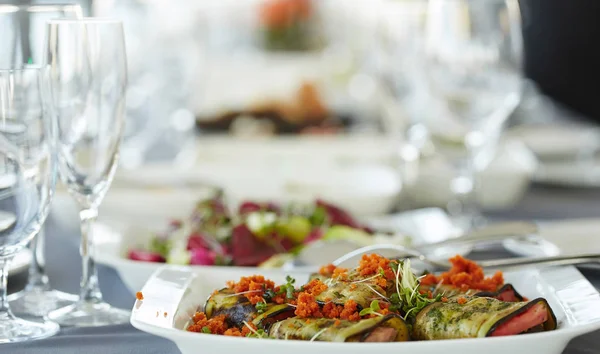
xmin=413 ymin=296 xmax=557 ymax=340
xmin=269 ymin=314 xmax=410 ymax=342
xmin=205 ymin=288 xmax=294 ymax=328
xmin=420 ymin=283 xmax=524 ymax=302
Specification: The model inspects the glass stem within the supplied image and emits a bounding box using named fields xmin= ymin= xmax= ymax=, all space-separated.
xmin=0 ymin=257 xmax=13 ymax=317
xmin=450 ymin=157 xmax=481 ymax=230
xmin=25 ymin=228 xmax=50 ymax=291
xmin=79 ymin=208 xmax=102 ymax=304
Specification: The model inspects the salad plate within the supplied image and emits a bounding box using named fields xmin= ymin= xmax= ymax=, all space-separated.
xmin=94 ymin=196 xmax=470 ymax=293
xmin=131 ymin=263 xmax=600 ymax=354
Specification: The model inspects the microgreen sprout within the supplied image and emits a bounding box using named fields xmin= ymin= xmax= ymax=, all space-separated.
xmin=393 ymin=259 xmax=442 ymax=322
xmin=278 ymin=275 xmax=297 ymax=299
xmin=359 ymin=300 xmax=384 ymax=317
xmin=309 ymin=327 xmax=328 ymax=342
xmin=255 ymin=301 xmax=268 ymax=314
xmin=243 ymin=321 xmax=268 ymax=339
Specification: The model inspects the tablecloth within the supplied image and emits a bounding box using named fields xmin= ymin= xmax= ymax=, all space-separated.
xmin=5 ymin=184 xmax=600 ymax=354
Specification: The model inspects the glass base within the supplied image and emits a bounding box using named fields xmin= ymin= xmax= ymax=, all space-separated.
xmin=8 ymin=288 xmax=78 ymax=317
xmin=0 ymin=313 xmax=59 ymax=343
xmin=48 ymin=301 xmax=130 ymax=327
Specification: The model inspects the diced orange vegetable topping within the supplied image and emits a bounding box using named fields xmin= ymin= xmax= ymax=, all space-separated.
xmin=358 ymin=254 xmax=396 ymax=281
xmin=302 ymin=279 xmax=328 ymax=297
xmin=295 ymin=292 xmax=323 ymax=318
xmin=227 ymin=275 xmax=276 ymax=305
xmin=420 ymin=255 xmax=504 ymax=292
xmin=187 ymin=313 xmax=229 ymax=334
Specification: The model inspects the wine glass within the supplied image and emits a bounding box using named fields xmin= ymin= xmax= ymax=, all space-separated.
xmin=423 ymin=0 xmax=523 ymax=228
xmin=374 ymin=0 xmax=429 ymax=208
xmin=0 ymin=67 xmax=59 ymax=342
xmin=45 ymin=18 xmax=129 ymax=327
xmin=1 ymin=3 xmax=82 ymax=317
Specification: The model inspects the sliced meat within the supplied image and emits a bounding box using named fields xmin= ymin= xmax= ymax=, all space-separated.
xmin=490 ymin=303 xmax=548 ymax=337
xmin=492 ymin=285 xmax=524 ymax=302
xmin=495 ymin=289 xmax=520 ymax=302
xmin=362 ymin=327 xmax=398 ymax=342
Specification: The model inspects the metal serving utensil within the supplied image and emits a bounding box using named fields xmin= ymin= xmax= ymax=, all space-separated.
xmin=287 ymin=220 xmax=539 ymax=270
xmin=331 ymin=244 xmax=600 ymax=272
xmin=413 ymin=221 xmax=538 ymax=249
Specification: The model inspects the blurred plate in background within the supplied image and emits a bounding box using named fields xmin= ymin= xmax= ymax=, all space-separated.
xmin=509 ymin=123 xmax=600 ymax=187
xmin=112 ymin=135 xmax=535 ymax=214
xmin=504 ymin=218 xmax=600 ymax=258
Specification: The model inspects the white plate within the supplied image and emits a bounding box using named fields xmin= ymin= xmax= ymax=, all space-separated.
xmin=532 ymin=158 xmax=600 ymax=188
xmin=509 ymin=123 xmax=600 ymax=187
xmin=113 ymin=134 xmax=535 ymax=215
xmin=412 ymin=138 xmax=537 ymax=210
xmin=116 ymin=136 xmax=402 ymax=217
xmin=95 ymin=207 xmax=470 ymax=293
xmin=131 ymin=264 xmax=600 ymax=354
xmin=510 ymin=123 xmax=600 ymax=160
xmin=504 ymin=218 xmax=600 ymax=258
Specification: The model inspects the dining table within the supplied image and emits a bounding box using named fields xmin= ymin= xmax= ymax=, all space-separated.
xmin=5 ymin=183 xmax=600 ymax=354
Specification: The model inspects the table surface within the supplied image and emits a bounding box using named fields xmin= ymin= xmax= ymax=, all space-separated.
xmin=5 ymin=184 xmax=600 ymax=354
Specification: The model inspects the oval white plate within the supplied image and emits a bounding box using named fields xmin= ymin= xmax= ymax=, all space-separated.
xmin=131 ymin=264 xmax=600 ymax=354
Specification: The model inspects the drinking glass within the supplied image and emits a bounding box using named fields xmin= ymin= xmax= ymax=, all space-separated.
xmin=1 ymin=3 xmax=82 ymax=317
xmin=0 ymin=67 xmax=59 ymax=342
xmin=374 ymin=0 xmax=429 ymax=208
xmin=423 ymin=0 xmax=523 ymax=228
xmin=45 ymin=18 xmax=129 ymax=327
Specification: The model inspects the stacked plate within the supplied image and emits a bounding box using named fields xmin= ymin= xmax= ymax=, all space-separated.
xmin=510 ymin=123 xmax=600 ymax=187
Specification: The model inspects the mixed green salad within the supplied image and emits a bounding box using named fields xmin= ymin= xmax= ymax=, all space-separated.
xmin=127 ymin=196 xmax=381 ymax=267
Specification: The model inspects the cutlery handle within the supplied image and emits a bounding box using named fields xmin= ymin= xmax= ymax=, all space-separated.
xmin=418 ymin=221 xmax=539 ymax=249
xmin=478 ymin=254 xmax=600 ymax=270
xmin=331 ymin=244 xmax=429 ymax=267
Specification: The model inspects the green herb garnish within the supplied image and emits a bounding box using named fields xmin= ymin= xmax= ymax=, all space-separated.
xmin=243 ymin=321 xmax=269 ymax=339
xmin=263 ymin=288 xmax=277 ymax=302
xmin=246 ymin=328 xmax=268 ymax=339
xmin=359 ymin=300 xmax=384 ymax=317
xmin=393 ymin=259 xmax=442 ymax=322
xmin=201 ymin=326 xmax=211 ymax=334
xmin=278 ymin=275 xmax=297 ymax=299
xmin=255 ymin=301 xmax=268 ymax=314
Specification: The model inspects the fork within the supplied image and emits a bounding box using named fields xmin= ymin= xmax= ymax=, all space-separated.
xmin=332 ymin=244 xmax=600 ymax=271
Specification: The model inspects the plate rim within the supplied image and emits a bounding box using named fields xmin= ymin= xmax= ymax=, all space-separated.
xmin=130 ymin=264 xmax=600 ymax=349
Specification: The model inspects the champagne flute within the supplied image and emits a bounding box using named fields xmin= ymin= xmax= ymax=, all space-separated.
xmin=1 ymin=3 xmax=82 ymax=317
xmin=45 ymin=18 xmax=129 ymax=327
xmin=424 ymin=0 xmax=523 ymax=228
xmin=0 ymin=67 xmax=59 ymax=342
